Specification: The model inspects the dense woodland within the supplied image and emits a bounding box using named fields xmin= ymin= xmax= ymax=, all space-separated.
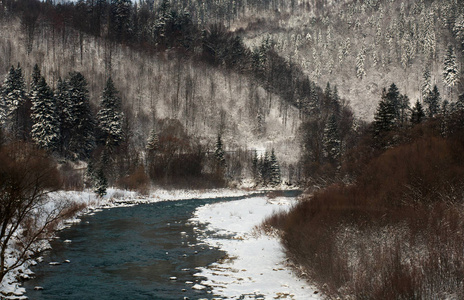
xmin=1 ymin=0 xmax=464 ymax=298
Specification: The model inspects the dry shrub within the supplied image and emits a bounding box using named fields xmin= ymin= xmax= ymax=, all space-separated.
xmin=264 ymin=134 xmax=464 ymax=299
xmin=116 ymin=165 xmax=150 ymax=194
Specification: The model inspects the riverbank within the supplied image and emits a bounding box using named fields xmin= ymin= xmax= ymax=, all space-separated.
xmin=1 ymin=188 xmax=310 ymax=299
xmin=191 ymin=196 xmax=320 ymax=299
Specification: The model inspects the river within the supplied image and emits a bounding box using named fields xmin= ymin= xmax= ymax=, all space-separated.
xmin=23 ymin=191 xmax=301 ymax=299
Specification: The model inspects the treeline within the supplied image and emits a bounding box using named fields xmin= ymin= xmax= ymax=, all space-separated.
xmin=263 ymin=88 xmax=464 ymax=298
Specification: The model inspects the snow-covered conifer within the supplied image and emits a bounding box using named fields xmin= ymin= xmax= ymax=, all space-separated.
xmin=214 ymin=134 xmax=226 ymax=168
xmin=356 ymin=46 xmax=366 ymax=79
xmin=146 ymin=128 xmax=159 ymax=151
xmin=30 ymin=76 xmax=60 ymax=152
xmin=269 ymin=149 xmax=281 ymax=187
xmin=66 ymin=72 xmax=95 ymax=159
xmin=97 ymin=77 xmax=124 ymax=147
xmin=443 ymin=45 xmax=459 ymax=89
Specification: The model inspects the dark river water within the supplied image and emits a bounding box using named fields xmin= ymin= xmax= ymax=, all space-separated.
xmin=23 ymin=191 xmax=301 ymax=300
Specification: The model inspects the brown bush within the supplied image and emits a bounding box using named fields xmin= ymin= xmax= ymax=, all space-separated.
xmin=116 ymin=165 xmax=150 ymax=194
xmin=263 ymin=124 xmax=464 ymax=299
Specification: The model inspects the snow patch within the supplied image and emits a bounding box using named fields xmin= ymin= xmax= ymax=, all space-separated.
xmin=190 ymin=196 xmax=320 ymax=299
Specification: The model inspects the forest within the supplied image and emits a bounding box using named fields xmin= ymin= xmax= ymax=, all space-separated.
xmin=1 ymin=0 xmax=464 ymax=298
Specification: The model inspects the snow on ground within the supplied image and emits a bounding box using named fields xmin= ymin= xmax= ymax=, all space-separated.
xmin=0 ymin=187 xmax=262 ymax=299
xmin=1 ymin=188 xmax=314 ymax=299
xmin=190 ymin=196 xmax=321 ymax=299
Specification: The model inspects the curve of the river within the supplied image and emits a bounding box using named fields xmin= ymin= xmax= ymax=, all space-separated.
xmin=23 ymin=191 xmax=300 ymax=299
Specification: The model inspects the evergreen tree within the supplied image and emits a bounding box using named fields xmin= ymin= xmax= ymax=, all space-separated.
xmin=398 ymin=94 xmax=410 ymax=127
xmin=443 ymin=45 xmax=459 ymax=89
xmin=146 ymin=128 xmax=159 ymax=151
xmin=30 ymin=76 xmax=60 ymax=152
xmin=356 ymin=46 xmax=366 ymax=79
xmin=251 ymin=150 xmax=259 ymax=184
xmin=65 ymin=72 xmax=95 ymax=159
xmin=386 ymin=83 xmax=401 ymax=122
xmin=421 ymin=66 xmax=431 ymax=102
xmin=323 ymin=114 xmax=341 ymax=164
xmin=94 ymin=167 xmax=108 ymax=198
xmin=55 ymin=77 xmax=70 ymax=155
xmin=269 ymin=149 xmax=281 ymax=186
xmin=30 ymin=64 xmax=41 ymax=93
xmin=373 ymin=88 xmax=396 ymax=137
xmin=110 ymin=0 xmax=132 ymax=42
xmin=424 ymin=85 xmax=441 ymax=118
xmin=410 ymin=100 xmax=425 ymax=125
xmin=214 ymin=134 xmax=226 ymax=175
xmin=1 ymin=65 xmax=29 ymax=140
xmin=260 ymin=151 xmax=271 ymax=186
xmin=97 ymin=77 xmax=124 ymax=147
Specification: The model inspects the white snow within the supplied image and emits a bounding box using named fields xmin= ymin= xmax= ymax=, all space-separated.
xmin=1 ymin=188 xmax=317 ymax=299
xmin=190 ymin=196 xmax=320 ymax=299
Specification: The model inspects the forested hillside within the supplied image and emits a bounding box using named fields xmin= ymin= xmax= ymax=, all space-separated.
xmin=0 ymin=0 xmax=331 ymax=189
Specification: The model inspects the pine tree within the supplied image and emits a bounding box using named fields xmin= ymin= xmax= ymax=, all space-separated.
xmin=398 ymin=94 xmax=410 ymax=127
xmin=66 ymin=72 xmax=95 ymax=159
xmin=356 ymin=46 xmax=366 ymax=79
xmin=214 ymin=134 xmax=226 ymax=175
xmin=410 ymin=100 xmax=425 ymax=125
xmin=421 ymin=66 xmax=431 ymax=102
xmin=146 ymin=128 xmax=159 ymax=151
xmin=94 ymin=167 xmax=108 ymax=198
xmin=260 ymin=151 xmax=271 ymax=186
xmin=97 ymin=77 xmax=124 ymax=147
xmin=30 ymin=64 xmax=41 ymax=93
xmin=269 ymin=149 xmax=281 ymax=187
xmin=424 ymin=85 xmax=441 ymax=118
xmin=55 ymin=77 xmax=69 ymax=155
xmin=373 ymin=88 xmax=396 ymax=137
xmin=251 ymin=150 xmax=259 ymax=184
xmin=443 ymin=45 xmax=459 ymax=89
xmin=30 ymin=76 xmax=60 ymax=152
xmin=323 ymin=114 xmax=341 ymax=164
xmin=1 ymin=65 xmax=28 ymax=140
xmin=386 ymin=83 xmax=401 ymax=123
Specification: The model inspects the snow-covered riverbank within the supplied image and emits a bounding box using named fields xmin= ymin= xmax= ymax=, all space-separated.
xmin=191 ymin=196 xmax=320 ymax=299
xmin=1 ymin=188 xmax=316 ymax=299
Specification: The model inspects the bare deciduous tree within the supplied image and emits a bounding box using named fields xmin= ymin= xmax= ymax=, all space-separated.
xmin=0 ymin=142 xmax=75 ymax=283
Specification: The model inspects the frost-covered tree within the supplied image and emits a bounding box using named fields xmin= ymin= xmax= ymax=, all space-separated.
xmin=424 ymin=85 xmax=441 ymax=118
xmin=94 ymin=167 xmax=108 ymax=198
xmin=454 ymin=14 xmax=464 ymax=49
xmin=30 ymin=77 xmax=60 ymax=152
xmin=421 ymin=66 xmax=432 ymax=101
xmin=146 ymin=128 xmax=159 ymax=151
xmin=65 ymin=72 xmax=95 ymax=159
xmin=356 ymin=46 xmax=366 ymax=79
xmin=1 ymin=65 xmax=29 ymax=140
xmin=97 ymin=77 xmax=124 ymax=147
xmin=443 ymin=45 xmax=459 ymax=90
